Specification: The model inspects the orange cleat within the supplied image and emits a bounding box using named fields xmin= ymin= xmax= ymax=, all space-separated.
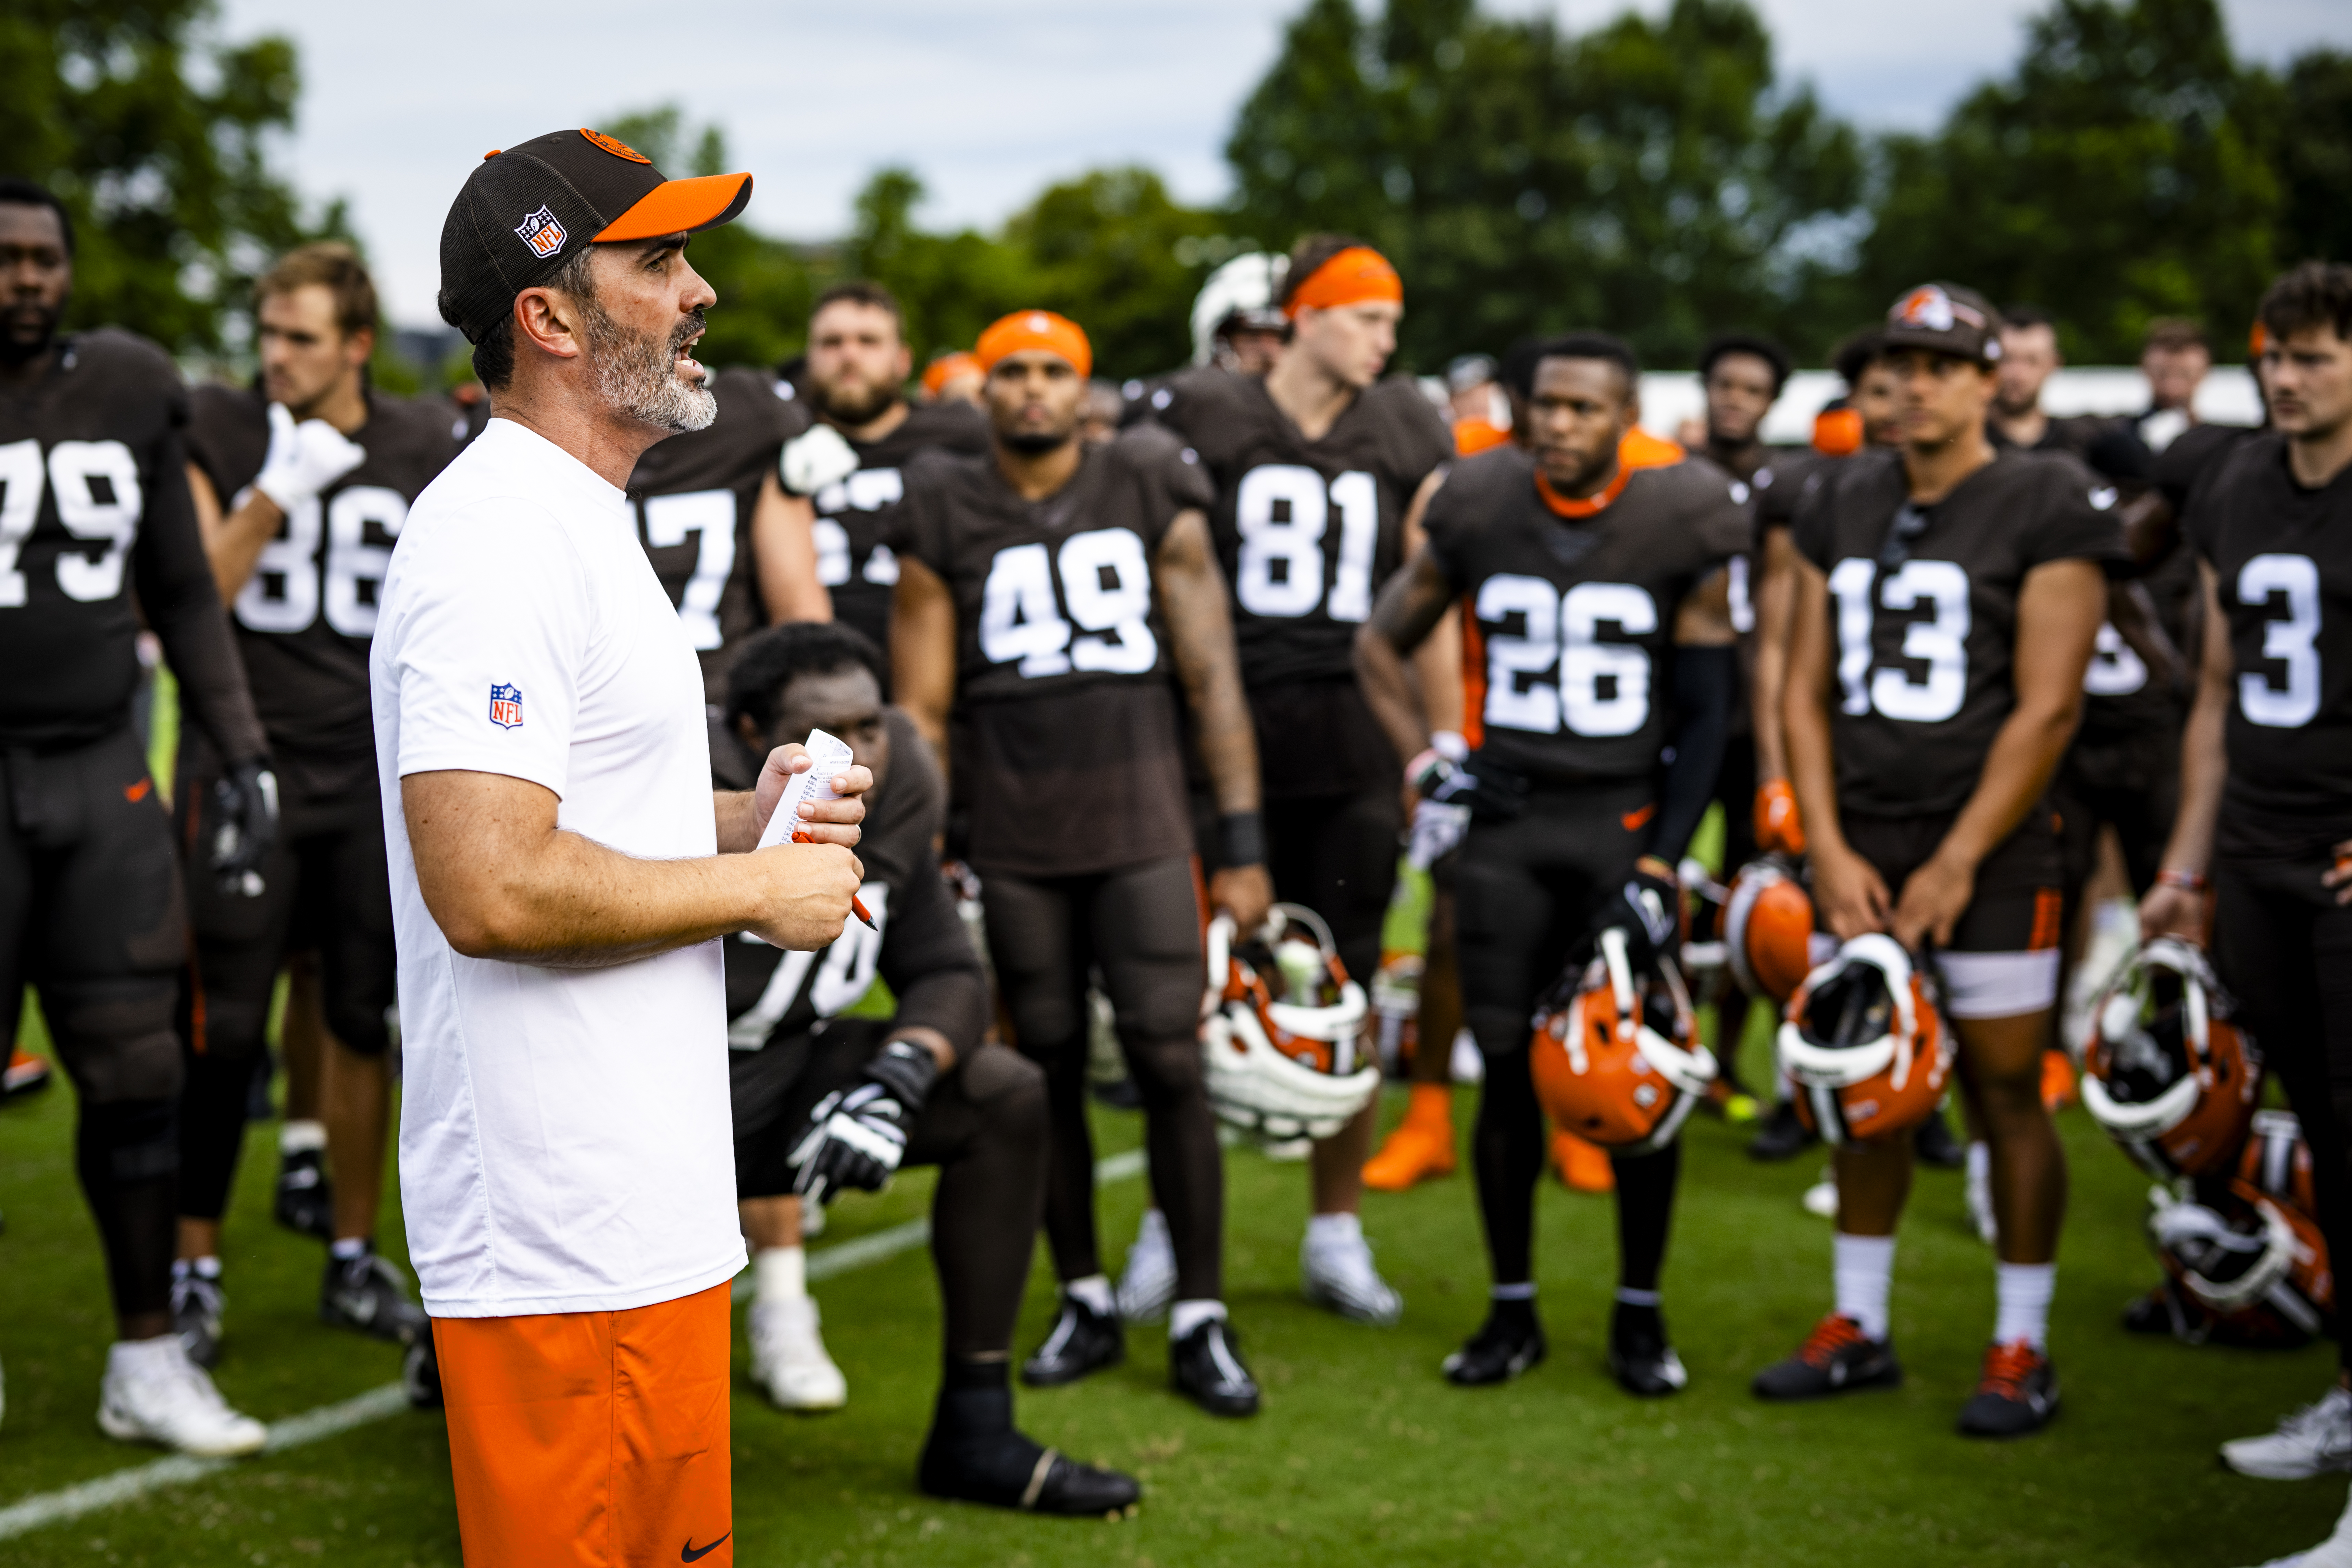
xmin=3 ymin=1047 xmax=52 ymax=1098
xmin=1553 ymin=1128 xmax=1615 ymax=1193
xmin=2040 ymin=1049 xmax=2077 ymax=1112
xmin=1362 ymin=1083 xmax=1457 ymax=1191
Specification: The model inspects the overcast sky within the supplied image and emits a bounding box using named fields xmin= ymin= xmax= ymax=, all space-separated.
xmin=216 ymin=0 xmax=2350 ymax=329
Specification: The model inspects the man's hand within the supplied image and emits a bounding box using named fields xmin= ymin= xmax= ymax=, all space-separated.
xmin=1891 ymin=849 xmax=1977 ymax=950
xmin=1211 ymin=864 xmax=1273 ymax=937
xmin=2324 ymin=842 xmax=2352 ymax=907
xmin=210 ymin=760 xmax=279 ymax=896
xmin=2139 ymin=882 xmax=2207 ymax=942
xmin=254 ymin=403 xmax=365 ymax=512
xmin=742 ymin=841 xmax=866 ymax=950
xmin=1812 ymin=842 xmax=1892 ymax=942
xmin=789 ymin=1040 xmax=938 ymax=1205
xmin=751 ymin=743 xmax=872 ymax=848
xmin=1604 ymin=856 xmax=1680 ymax=967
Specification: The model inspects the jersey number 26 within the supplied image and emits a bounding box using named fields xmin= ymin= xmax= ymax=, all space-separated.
xmin=1477 ymin=574 xmax=1656 ymax=737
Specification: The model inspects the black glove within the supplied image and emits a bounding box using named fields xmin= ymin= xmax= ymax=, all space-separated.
xmin=788 ymin=1039 xmax=939 ymax=1205
xmin=210 ymin=759 xmax=279 ymax=897
xmin=1413 ymin=753 xmax=1527 ymax=823
xmin=1602 ymin=861 xmax=1680 ymax=968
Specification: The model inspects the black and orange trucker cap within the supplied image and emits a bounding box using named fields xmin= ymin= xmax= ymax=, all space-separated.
xmin=1881 ymin=282 xmax=2003 ymax=366
xmin=436 ymin=127 xmax=751 ymax=344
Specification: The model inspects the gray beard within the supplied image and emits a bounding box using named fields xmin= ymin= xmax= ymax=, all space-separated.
xmin=583 ymin=299 xmax=717 ymax=434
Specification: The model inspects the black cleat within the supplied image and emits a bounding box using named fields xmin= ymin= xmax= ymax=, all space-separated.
xmin=1607 ymin=1302 xmax=1688 ymax=1397
xmin=1747 ymin=1099 xmax=1815 ymax=1163
xmin=1913 ymin=1108 xmax=1966 ymax=1170
xmin=2123 ymin=1283 xmax=2188 ymax=1337
xmin=919 ymin=1391 xmax=1140 ymax=1517
xmin=402 ymin=1334 xmax=444 ymax=1409
xmin=1020 ymin=1295 xmax=1124 ymax=1388
xmin=1752 ymin=1314 xmax=1903 ymax=1400
xmin=1170 ymin=1318 xmax=1260 ymax=1417
xmin=1956 ymin=1340 xmax=2059 ymax=1438
xmin=321 ymin=1248 xmax=429 ymax=1344
xmin=1090 ymin=1076 xmax=1143 ymax=1112
xmin=274 ymin=1149 xmax=334 ymax=1241
xmin=1443 ymin=1307 xmax=1547 ymax=1387
xmin=171 ymin=1266 xmax=227 ymax=1369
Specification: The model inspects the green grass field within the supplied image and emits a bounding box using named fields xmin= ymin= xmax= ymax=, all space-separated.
xmin=2 ymin=998 xmax=2346 ymax=1567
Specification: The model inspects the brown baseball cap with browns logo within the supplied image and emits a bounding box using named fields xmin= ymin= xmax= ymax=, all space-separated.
xmin=437 ymin=128 xmax=751 ymax=344
xmin=1881 ymin=282 xmax=2004 ymax=365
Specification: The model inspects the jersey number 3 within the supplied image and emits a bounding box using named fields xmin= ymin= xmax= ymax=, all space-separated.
xmin=1477 ymin=574 xmax=1655 ymax=737
xmin=2238 ymin=552 xmax=2321 ymax=730
xmin=1827 ymin=557 xmax=1970 ymax=724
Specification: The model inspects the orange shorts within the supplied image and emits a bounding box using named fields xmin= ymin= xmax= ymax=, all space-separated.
xmin=433 ymin=1280 xmax=733 ymax=1568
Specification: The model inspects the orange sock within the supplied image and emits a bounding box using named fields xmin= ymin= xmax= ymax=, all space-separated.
xmin=1553 ymin=1129 xmax=1615 ymax=1193
xmin=1363 ymin=1084 xmax=1457 ymax=1190
xmin=2040 ymin=1049 xmax=2077 ymax=1112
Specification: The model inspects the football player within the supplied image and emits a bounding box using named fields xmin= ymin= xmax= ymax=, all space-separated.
xmin=1146 ymin=236 xmax=1453 ymax=1324
xmin=1758 ymin=284 xmax=2111 ymax=1438
xmin=175 ymin=244 xmax=457 ymax=1367
xmin=720 ymin=620 xmax=1139 ymax=1511
xmin=891 ymin=309 xmax=1274 ymax=1417
xmin=2143 ymin=262 xmax=2352 ymax=1507
xmin=1357 ymin=331 xmax=1749 ymax=1393
xmin=782 ymin=282 xmax=988 ymax=674
xmin=2136 ymin=316 xmax=2212 ymax=453
xmin=0 ymin=178 xmax=274 ymax=1454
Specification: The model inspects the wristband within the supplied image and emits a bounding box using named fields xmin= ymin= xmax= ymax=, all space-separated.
xmin=2156 ymin=868 xmax=2208 ymax=893
xmin=1218 ymin=811 xmax=1267 ymax=869
xmin=1429 ymin=730 xmax=1468 ymax=763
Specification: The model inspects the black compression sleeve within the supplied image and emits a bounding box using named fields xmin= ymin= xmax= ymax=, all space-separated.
xmin=876 ymin=857 xmax=990 ymax=1061
xmin=135 ymin=427 xmax=268 ymax=763
xmin=1645 ymin=645 xmax=1736 ymax=866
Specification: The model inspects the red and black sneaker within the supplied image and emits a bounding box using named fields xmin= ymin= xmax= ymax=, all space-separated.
xmin=1957 ymin=1339 xmax=2059 ymax=1438
xmin=1751 ymin=1313 xmax=1903 ymax=1401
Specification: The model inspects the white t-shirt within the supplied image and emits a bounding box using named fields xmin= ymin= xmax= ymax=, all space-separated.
xmin=370 ymin=416 xmax=744 ymax=1318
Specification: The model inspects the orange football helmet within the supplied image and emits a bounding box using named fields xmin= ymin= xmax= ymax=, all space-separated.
xmin=1778 ymin=934 xmax=1954 ymax=1145
xmin=2081 ymin=937 xmax=2261 ymax=1180
xmin=2146 ymin=1178 xmax=2334 ymax=1347
xmin=1530 ymin=928 xmax=1717 ymax=1154
xmin=2241 ymin=1109 xmax=2316 ymax=1215
xmin=1199 ymin=904 xmax=1378 ymax=1143
xmin=1723 ymin=858 xmax=1832 ymax=1005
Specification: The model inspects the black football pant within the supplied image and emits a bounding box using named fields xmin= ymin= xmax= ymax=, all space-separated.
xmin=1709 ymin=732 xmax=1760 ymax=1087
xmin=732 ymin=1019 xmax=1048 ymax=1359
xmin=1265 ymin=784 xmax=1403 ymax=990
xmin=2214 ymin=854 xmax=2352 ymax=1375
xmin=175 ymin=748 xmax=396 ymax=1225
xmin=0 ymin=728 xmax=186 ymax=1325
xmin=981 ymin=854 xmax=1222 ymax=1301
xmin=2054 ymin=729 xmax=2179 ymax=1003
xmin=1456 ymin=778 xmax=1678 ymax=1296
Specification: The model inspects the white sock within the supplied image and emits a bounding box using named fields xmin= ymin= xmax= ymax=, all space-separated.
xmin=1066 ymin=1274 xmax=1115 ymax=1317
xmin=108 ymin=1336 xmax=183 ymax=1374
xmin=754 ymin=1245 xmax=807 ymax=1304
xmin=1169 ymin=1298 xmax=1228 ymax=1341
xmin=1305 ymin=1212 xmax=1360 ymax=1250
xmin=280 ymin=1120 xmax=326 ymax=1156
xmin=1491 ymin=1281 xmax=1536 ymax=1302
xmin=1994 ymin=1262 xmax=2056 ymax=1350
xmin=172 ymin=1256 xmax=221 ymax=1282
xmin=1832 ymin=1232 xmax=1896 ymax=1341
xmin=1615 ymin=1287 xmax=1661 ymax=1308
xmin=1966 ymin=1139 xmax=1990 ymax=1185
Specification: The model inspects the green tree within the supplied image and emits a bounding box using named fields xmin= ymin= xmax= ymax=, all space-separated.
xmin=1225 ymin=0 xmax=1867 ymax=368
xmin=2274 ymin=51 xmax=2352 ymax=273
xmin=1004 ymin=167 xmax=1221 ymax=376
xmin=0 ymin=0 xmax=335 ymax=356
xmin=839 ymin=167 xmax=1034 ymax=370
xmin=1859 ymin=0 xmax=2281 ymax=362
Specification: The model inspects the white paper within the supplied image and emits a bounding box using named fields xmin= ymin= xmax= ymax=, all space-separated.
xmin=756 ymin=728 xmax=857 ymax=850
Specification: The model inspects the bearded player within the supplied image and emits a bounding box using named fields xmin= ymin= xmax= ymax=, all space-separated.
xmin=891 ymin=310 xmax=1275 ymax=1417
xmin=174 ymin=244 xmax=450 ymax=1369
xmin=1358 ymin=332 xmax=1747 ymax=1393
xmin=1759 ymin=284 xmax=2111 ymax=1438
xmin=0 ymin=178 xmax=275 ymax=1454
xmin=1141 ymin=235 xmax=1452 ymax=1326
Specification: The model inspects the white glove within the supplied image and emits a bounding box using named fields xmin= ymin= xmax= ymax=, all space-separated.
xmin=1406 ymin=800 xmax=1470 ymax=870
xmin=254 ymin=403 xmax=365 ymax=511
xmin=780 ymin=423 xmax=860 ymax=498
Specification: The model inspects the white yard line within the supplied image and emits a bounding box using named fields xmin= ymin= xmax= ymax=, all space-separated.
xmin=0 ymin=1144 xmax=1150 ymax=1541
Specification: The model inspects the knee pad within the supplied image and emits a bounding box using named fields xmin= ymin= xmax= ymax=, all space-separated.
xmin=324 ymin=994 xmax=394 ymax=1058
xmin=1124 ymin=1033 xmax=1207 ymax=1107
xmin=959 ymin=1042 xmax=1046 ymax=1119
xmin=51 ymin=979 xmax=185 ymax=1102
xmin=79 ymin=1096 xmax=180 ymax=1184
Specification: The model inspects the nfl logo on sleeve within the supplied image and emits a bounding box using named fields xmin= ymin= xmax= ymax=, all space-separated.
xmin=488 ymin=684 xmax=524 ymax=729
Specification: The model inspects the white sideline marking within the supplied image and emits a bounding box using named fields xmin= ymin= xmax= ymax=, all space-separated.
xmin=0 ymin=1145 xmax=1150 ymax=1540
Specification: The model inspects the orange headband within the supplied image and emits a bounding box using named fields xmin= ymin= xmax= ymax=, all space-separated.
xmin=921 ymin=350 xmax=981 ymax=397
xmin=974 ymin=311 xmax=1092 ymax=379
xmin=2250 ymin=321 xmax=2270 ymax=360
xmin=1284 ymin=246 xmax=1403 ymax=318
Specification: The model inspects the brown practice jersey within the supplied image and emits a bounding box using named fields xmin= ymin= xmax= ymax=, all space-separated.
xmin=2186 ymin=433 xmax=2352 ymax=860
xmin=890 ymin=425 xmax=1215 ymax=876
xmin=624 ymin=366 xmax=800 ymax=707
xmin=1793 ymin=447 xmax=2121 ymax=817
xmin=0 ymin=330 xmax=264 ymax=761
xmin=806 ymin=398 xmax=990 ymax=659
xmin=187 ymin=385 xmax=458 ymax=766
xmin=1423 ymin=444 xmax=1750 ymax=787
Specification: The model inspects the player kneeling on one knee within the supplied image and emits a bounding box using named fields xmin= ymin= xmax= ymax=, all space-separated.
xmin=722 ymin=622 xmax=1137 ymax=1515
xmin=1756 ymin=283 xmax=2110 ymax=1440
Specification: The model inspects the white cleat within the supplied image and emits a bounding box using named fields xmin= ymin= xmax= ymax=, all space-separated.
xmin=749 ymin=1297 xmax=847 ymax=1412
xmin=1302 ymin=1220 xmax=1403 ymax=1327
xmin=1117 ymin=1209 xmax=1178 ymax=1326
xmin=98 ymin=1336 xmax=266 ymax=1457
xmin=2224 ymin=1387 xmax=2352 ymax=1480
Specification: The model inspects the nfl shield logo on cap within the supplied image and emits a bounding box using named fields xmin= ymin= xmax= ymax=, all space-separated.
xmin=514 ymin=206 xmax=567 ymax=260
xmin=488 ymin=683 xmax=524 ymax=729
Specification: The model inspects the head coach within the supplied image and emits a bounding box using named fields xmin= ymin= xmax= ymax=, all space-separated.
xmin=370 ymin=129 xmax=870 ymax=1565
